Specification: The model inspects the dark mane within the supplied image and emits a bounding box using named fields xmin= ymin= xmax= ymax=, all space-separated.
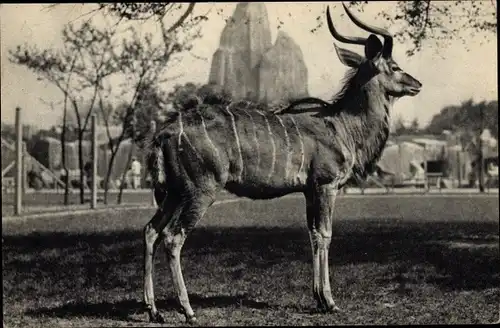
xmin=330 ymin=68 xmax=358 ymax=106
xmin=276 ymin=67 xmax=360 ymax=117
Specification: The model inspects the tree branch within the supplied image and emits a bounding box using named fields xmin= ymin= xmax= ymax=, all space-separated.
xmin=158 ymin=73 xmax=184 ymax=84
xmin=39 ymin=98 xmax=62 ymax=110
xmin=62 ymin=55 xmax=78 ymax=128
xmin=422 ymin=0 xmax=431 ymax=32
xmin=81 ymin=81 xmax=101 ymax=133
xmin=165 ymin=3 xmax=196 ymax=34
xmin=97 ymin=91 xmax=113 ymax=148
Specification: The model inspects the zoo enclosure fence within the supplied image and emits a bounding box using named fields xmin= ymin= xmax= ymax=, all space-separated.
xmin=3 ymin=108 xmax=498 ymax=216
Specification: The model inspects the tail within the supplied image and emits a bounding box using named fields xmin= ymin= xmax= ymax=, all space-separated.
xmin=145 ymin=112 xmax=180 ymax=188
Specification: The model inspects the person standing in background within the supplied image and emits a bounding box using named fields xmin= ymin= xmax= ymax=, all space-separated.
xmin=130 ymin=156 xmax=142 ymax=189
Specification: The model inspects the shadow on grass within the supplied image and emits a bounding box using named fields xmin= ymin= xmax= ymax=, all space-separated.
xmin=4 ymin=220 xmax=499 ymax=290
xmin=4 ymin=219 xmax=499 ymax=320
xmin=26 ymin=294 xmax=271 ymax=321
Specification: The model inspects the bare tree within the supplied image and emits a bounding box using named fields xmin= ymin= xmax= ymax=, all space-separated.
xmin=9 ymin=20 xmax=121 ymax=203
xmin=41 ymin=93 xmax=73 ymax=205
xmin=15 ymin=4 xmax=206 ymax=204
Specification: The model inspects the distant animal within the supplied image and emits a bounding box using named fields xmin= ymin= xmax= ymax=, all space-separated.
xmin=142 ymin=3 xmax=422 ymax=324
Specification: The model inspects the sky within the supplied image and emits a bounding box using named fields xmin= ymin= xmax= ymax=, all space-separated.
xmin=1 ymin=2 xmax=497 ymax=130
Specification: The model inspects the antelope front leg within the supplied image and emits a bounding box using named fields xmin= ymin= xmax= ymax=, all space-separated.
xmin=306 ymin=194 xmax=322 ymax=308
xmin=305 ymin=183 xmax=341 ymax=312
xmin=163 ymin=193 xmax=215 ymax=324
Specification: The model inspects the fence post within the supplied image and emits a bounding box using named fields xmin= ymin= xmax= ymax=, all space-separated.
xmin=91 ymin=114 xmax=98 ymax=209
xmin=22 ymin=142 xmax=27 ymax=193
xmin=15 ymin=107 xmax=23 ymax=216
xmin=423 ymin=144 xmax=428 ymax=191
xmin=150 ymin=120 xmax=157 ymax=207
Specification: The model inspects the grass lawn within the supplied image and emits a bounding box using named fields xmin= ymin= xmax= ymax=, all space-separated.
xmin=2 ymin=196 xmax=499 ymax=326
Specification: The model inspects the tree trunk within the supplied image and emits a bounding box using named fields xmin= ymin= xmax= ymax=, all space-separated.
xmin=103 ymin=151 xmax=115 ymax=205
xmin=61 ymin=117 xmax=69 ymax=206
xmin=117 ymin=142 xmax=135 ymax=205
xmin=78 ymin=134 xmax=85 ymax=204
xmin=478 ymin=107 xmax=485 ymax=193
xmin=478 ymin=143 xmax=485 ymax=193
xmin=103 ymin=143 xmax=121 ymax=205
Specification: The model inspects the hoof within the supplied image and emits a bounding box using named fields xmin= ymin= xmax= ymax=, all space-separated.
xmin=316 ymin=303 xmax=342 ymax=314
xmin=148 ymin=311 xmax=165 ymax=323
xmin=185 ymin=314 xmax=197 ymax=325
xmin=326 ymin=304 xmax=342 ymax=313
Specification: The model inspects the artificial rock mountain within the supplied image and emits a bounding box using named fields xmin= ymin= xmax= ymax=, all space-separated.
xmin=208 ymin=3 xmax=308 ymax=104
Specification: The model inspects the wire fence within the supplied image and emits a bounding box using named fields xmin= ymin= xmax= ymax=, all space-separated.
xmin=2 ymin=107 xmax=498 ymax=217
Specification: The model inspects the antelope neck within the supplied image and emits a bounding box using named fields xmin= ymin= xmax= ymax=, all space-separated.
xmin=328 ymin=80 xmax=392 ymax=180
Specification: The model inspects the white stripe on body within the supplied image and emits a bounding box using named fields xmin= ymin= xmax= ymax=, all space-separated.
xmin=177 ymin=111 xmax=203 ymax=162
xmin=225 ymin=106 xmax=244 ymax=181
xmin=200 ymin=114 xmax=220 ymax=161
xmin=256 ymin=111 xmax=276 ymax=182
xmin=242 ymin=109 xmax=260 ymax=170
xmin=289 ymin=117 xmax=305 ymax=180
xmin=178 ymin=111 xmax=184 ymax=148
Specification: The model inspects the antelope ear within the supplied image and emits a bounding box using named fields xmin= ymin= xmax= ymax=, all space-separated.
xmin=334 ymin=44 xmax=364 ymax=68
xmin=364 ymin=34 xmax=383 ymax=60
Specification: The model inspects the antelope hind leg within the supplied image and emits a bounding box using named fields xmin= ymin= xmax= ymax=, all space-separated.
xmin=163 ymin=192 xmax=215 ymax=324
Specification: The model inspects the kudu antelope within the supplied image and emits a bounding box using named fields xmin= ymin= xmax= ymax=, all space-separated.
xmin=143 ymin=3 xmax=422 ymax=324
